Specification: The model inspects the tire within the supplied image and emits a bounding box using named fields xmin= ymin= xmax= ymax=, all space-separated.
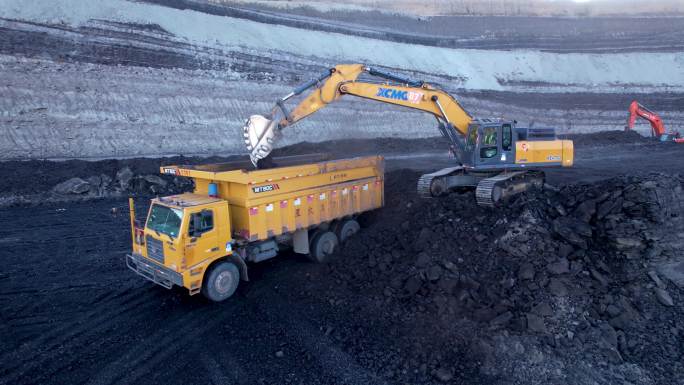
xmin=308 ymin=231 xmax=339 ymax=263
xmin=202 ymin=261 xmax=240 ymax=302
xmin=336 ymin=219 xmax=360 ymax=243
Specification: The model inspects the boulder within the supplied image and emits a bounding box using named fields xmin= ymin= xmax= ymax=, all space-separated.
xmin=415 ymin=252 xmax=431 ymax=268
xmin=116 ymin=167 xmax=134 ymax=190
xmin=590 ymin=268 xmax=609 ymax=287
xmin=53 ymin=177 xmax=90 ymax=195
xmin=526 ymin=313 xmax=547 ymax=333
xmin=426 ymin=265 xmax=443 ymax=282
xmin=490 ymin=311 xmax=513 ymax=327
xmin=552 ymin=217 xmax=592 ymax=249
xmin=573 ymin=199 xmax=597 ymax=222
xmin=654 ymin=288 xmax=674 ymax=307
xmin=547 ymin=257 xmax=570 ymax=275
xmin=613 ymin=237 xmax=645 ymax=250
xmin=531 ymin=302 xmax=553 ymax=317
xmin=518 ymin=262 xmax=535 ymax=280
xmin=403 ymin=276 xmax=422 ymax=296
xmin=548 ymin=278 xmax=568 ymax=296
xmin=647 ymin=270 xmax=666 ymax=289
xmin=657 ymin=261 xmax=684 ymax=289
xmin=143 ymin=175 xmax=168 ymax=187
xmin=433 ymin=368 xmax=453 ymax=382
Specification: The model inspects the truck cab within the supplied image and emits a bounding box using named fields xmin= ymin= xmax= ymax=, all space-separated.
xmin=127 ymin=193 xmax=241 ymax=301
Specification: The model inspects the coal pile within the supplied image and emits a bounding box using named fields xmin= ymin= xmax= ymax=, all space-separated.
xmin=315 ymin=171 xmax=683 ymax=384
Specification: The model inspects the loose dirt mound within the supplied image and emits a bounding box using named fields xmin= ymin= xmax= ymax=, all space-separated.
xmin=561 ymin=130 xmax=649 ymax=146
xmin=306 ymin=171 xmax=683 ymax=384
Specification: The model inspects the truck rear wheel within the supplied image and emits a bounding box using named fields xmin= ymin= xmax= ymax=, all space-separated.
xmin=202 ymin=261 xmax=240 ymax=302
xmin=336 ymin=219 xmax=360 ymax=242
xmin=308 ymin=231 xmax=338 ymax=263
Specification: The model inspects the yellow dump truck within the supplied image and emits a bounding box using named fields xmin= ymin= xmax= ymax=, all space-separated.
xmin=126 ymin=155 xmax=384 ymax=302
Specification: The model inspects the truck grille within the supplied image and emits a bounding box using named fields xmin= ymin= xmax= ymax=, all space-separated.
xmin=146 ymin=235 xmax=164 ymax=264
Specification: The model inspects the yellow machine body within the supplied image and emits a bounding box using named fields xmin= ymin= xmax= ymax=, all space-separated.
xmin=514 ymin=139 xmax=574 ymax=167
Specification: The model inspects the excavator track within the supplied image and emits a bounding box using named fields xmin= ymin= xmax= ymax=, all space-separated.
xmin=417 ymin=167 xmax=464 ymax=198
xmin=475 ymin=171 xmax=544 ymax=207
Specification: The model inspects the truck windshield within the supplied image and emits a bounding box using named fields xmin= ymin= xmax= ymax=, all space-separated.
xmin=146 ymin=204 xmax=183 ymax=238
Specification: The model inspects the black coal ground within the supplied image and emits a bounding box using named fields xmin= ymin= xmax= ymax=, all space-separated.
xmin=1 ymin=132 xmax=683 ymax=385
xmin=313 ymin=170 xmax=683 ymax=384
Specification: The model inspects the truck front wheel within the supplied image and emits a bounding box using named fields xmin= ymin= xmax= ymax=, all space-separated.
xmin=202 ymin=261 xmax=240 ymax=302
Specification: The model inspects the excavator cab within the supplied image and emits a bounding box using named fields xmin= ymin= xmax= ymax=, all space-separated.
xmin=449 ymin=120 xmax=518 ymax=169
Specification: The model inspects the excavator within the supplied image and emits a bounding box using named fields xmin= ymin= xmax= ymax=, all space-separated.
xmin=625 ymin=100 xmax=684 ymax=143
xmin=243 ymin=64 xmax=573 ymax=206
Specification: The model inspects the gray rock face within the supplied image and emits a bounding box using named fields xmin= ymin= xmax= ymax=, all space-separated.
xmin=53 ymin=178 xmax=90 ymax=195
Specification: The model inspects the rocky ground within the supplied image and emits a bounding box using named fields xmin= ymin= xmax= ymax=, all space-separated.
xmin=1 ymin=131 xmax=682 ymax=385
xmin=319 ymin=170 xmax=683 ymax=384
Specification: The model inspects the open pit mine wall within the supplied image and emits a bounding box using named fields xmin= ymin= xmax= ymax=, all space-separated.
xmin=1 ymin=0 xmax=683 ymax=160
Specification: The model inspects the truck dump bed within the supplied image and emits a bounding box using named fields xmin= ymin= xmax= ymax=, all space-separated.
xmin=161 ymin=155 xmax=384 ymax=242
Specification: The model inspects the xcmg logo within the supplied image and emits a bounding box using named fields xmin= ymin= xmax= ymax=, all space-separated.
xmin=375 ymin=87 xmax=423 ymax=104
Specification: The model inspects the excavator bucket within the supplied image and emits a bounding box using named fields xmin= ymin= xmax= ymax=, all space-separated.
xmin=243 ymin=115 xmax=278 ymax=166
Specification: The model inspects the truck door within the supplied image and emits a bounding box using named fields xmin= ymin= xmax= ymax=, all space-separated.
xmin=186 ymin=208 xmax=219 ymax=266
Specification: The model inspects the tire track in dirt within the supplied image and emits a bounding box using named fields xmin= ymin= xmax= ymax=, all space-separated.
xmin=84 ymin=304 xmax=226 ymax=385
xmin=199 ymin=350 xmax=250 ymax=385
xmin=0 ymin=288 xmax=156 ymax=383
xmin=246 ymin=281 xmax=389 ymax=385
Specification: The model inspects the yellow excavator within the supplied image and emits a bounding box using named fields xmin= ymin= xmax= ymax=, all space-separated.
xmin=243 ymin=64 xmax=573 ymax=206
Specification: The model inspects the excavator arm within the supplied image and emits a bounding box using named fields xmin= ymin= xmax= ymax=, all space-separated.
xmin=244 ymin=64 xmax=473 ymax=165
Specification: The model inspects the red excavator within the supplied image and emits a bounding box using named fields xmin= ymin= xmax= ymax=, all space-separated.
xmin=626 ymin=100 xmax=684 ymax=143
